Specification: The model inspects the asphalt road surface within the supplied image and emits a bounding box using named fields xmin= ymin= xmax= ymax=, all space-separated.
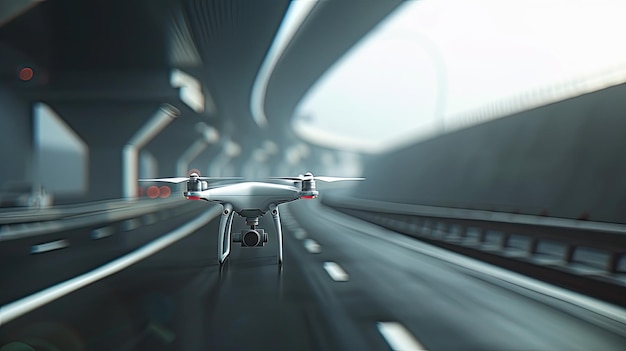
xmin=1 ymin=200 xmax=625 ymax=351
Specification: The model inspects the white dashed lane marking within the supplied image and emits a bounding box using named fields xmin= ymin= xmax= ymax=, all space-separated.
xmin=293 ymin=228 xmax=307 ymax=239
xmin=121 ymin=218 xmax=140 ymax=231
xmin=31 ymin=239 xmax=70 ymax=254
xmin=303 ymin=239 xmax=321 ymax=253
xmin=377 ymin=321 xmax=427 ymax=351
xmin=323 ymin=261 xmax=349 ymax=281
xmin=91 ymin=226 xmax=114 ymax=240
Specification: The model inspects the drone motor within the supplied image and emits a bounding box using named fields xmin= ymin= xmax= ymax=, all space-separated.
xmin=301 ymin=178 xmax=316 ymax=192
xmin=187 ymin=179 xmax=208 ymax=191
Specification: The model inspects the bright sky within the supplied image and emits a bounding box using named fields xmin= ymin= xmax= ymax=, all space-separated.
xmin=293 ymin=0 xmax=626 ymax=153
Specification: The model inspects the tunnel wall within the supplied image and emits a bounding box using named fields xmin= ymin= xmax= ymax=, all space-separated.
xmin=0 ymin=83 xmax=33 ymax=185
xmin=353 ymin=82 xmax=626 ymax=223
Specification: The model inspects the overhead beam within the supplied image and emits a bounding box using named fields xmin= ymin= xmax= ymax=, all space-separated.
xmin=23 ymin=71 xmax=178 ymax=102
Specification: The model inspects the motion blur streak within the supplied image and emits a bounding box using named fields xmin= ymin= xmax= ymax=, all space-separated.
xmin=2 ymin=0 xmax=626 ymax=349
xmin=0 ymin=207 xmax=220 ymax=326
xmin=314 ymin=201 xmax=626 ymax=330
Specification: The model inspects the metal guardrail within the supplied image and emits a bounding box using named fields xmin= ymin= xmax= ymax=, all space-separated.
xmin=0 ymin=198 xmax=180 ymax=224
xmin=323 ymin=196 xmax=626 ymax=285
xmin=0 ymin=198 xmax=215 ymax=319
xmin=0 ymin=198 xmax=187 ymax=241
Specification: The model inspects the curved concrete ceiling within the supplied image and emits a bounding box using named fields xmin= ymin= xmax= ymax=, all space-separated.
xmin=0 ymin=0 xmax=402 ymax=164
xmin=264 ymin=0 xmax=403 ymax=134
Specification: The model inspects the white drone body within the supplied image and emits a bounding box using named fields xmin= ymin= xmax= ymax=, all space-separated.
xmin=140 ymin=172 xmax=363 ymax=265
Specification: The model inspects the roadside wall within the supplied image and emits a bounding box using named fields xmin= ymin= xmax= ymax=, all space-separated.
xmin=352 ymin=83 xmax=626 ymax=223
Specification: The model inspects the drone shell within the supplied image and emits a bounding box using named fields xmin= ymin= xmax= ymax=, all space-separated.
xmin=186 ymin=181 xmax=301 ymax=217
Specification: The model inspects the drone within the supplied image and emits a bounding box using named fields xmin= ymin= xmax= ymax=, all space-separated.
xmin=139 ymin=171 xmax=363 ymax=265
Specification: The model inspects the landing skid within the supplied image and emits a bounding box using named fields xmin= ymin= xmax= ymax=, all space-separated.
xmin=270 ymin=204 xmax=284 ymax=265
xmin=217 ymin=203 xmax=284 ymax=265
xmin=217 ymin=204 xmax=234 ymax=264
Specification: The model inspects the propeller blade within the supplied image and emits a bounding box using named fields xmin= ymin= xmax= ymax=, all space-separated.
xmin=314 ymin=176 xmax=365 ymax=182
xmin=139 ymin=177 xmax=190 ymax=183
xmin=267 ymin=176 xmax=365 ymax=182
xmin=197 ymin=177 xmax=243 ymax=181
xmin=267 ymin=177 xmax=303 ymax=181
xmin=139 ymin=176 xmax=243 ymax=183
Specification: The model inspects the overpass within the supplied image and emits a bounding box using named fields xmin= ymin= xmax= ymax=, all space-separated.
xmin=1 ymin=1 xmax=625 ymax=350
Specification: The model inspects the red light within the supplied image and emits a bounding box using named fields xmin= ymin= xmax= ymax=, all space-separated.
xmin=300 ymin=195 xmax=316 ymax=199
xmin=186 ymin=196 xmax=202 ymax=201
xmin=147 ymin=186 xmax=160 ymax=199
xmin=19 ymin=67 xmax=34 ymax=81
xmin=159 ymin=186 xmax=171 ymax=198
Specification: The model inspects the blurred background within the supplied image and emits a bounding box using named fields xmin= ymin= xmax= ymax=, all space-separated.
xmin=1 ymin=0 xmax=626 ymax=350
xmin=1 ymin=0 xmax=626 ymax=221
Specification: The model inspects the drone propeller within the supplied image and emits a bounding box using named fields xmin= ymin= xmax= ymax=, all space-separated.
xmin=269 ymin=175 xmax=365 ymax=182
xmin=139 ymin=176 xmax=242 ymax=184
xmin=313 ymin=176 xmax=365 ymax=182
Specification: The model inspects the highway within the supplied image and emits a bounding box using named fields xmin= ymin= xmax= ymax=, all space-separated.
xmin=2 ymin=200 xmax=625 ymax=351
xmin=2 ymin=1 xmax=626 ymax=350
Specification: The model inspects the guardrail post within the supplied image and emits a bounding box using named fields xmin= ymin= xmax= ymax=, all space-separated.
xmin=564 ymin=245 xmax=576 ymax=263
xmin=501 ymin=233 xmax=511 ymax=250
xmin=607 ymin=253 xmax=621 ymax=274
xmin=477 ymin=228 xmax=486 ymax=244
xmin=460 ymin=225 xmax=468 ymax=239
xmin=438 ymin=221 xmax=448 ymax=239
xmin=529 ymin=238 xmax=540 ymax=256
xmin=424 ymin=220 xmax=434 ymax=237
xmin=413 ymin=217 xmax=423 ymax=232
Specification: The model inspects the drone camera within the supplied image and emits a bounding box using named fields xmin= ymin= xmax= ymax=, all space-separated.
xmin=232 ymin=229 xmax=268 ymax=247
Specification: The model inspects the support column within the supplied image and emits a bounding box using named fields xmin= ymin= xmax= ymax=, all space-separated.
xmin=123 ymin=104 xmax=179 ymax=198
xmin=176 ymin=123 xmax=219 ymax=176
xmin=0 ymin=83 xmax=33 ymax=186
xmin=52 ymin=102 xmax=163 ymax=201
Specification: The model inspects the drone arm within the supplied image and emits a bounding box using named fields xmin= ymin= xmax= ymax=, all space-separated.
xmin=218 ymin=203 xmax=235 ymax=264
xmin=269 ymin=204 xmax=283 ymax=265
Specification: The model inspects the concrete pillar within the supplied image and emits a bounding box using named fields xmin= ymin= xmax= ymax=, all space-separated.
xmin=123 ymin=105 xmax=179 ymax=198
xmin=50 ymin=102 xmax=163 ymax=201
xmin=0 ymin=83 xmax=33 ymax=186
